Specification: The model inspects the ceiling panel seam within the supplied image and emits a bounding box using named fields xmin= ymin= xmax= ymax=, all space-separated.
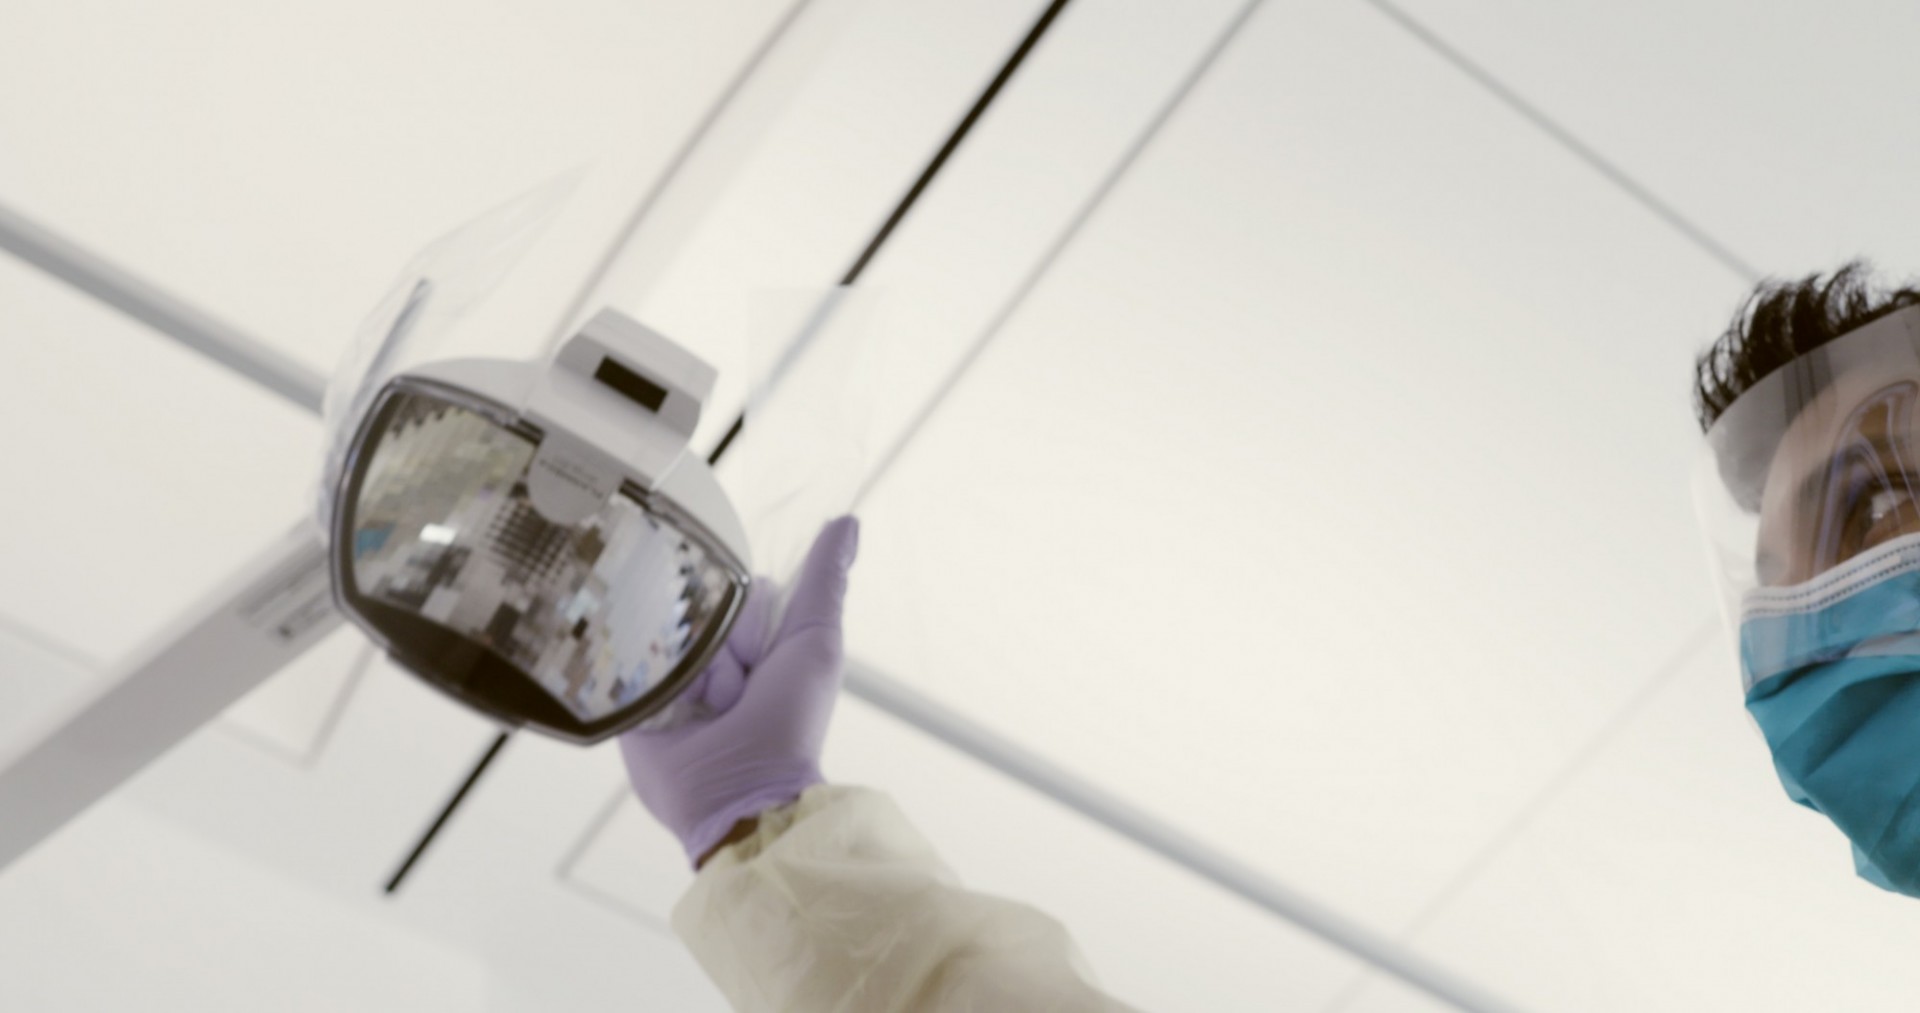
xmin=561 ymin=876 xmax=678 ymax=940
xmin=555 ymin=783 xmax=628 ymax=883
xmin=1358 ymin=0 xmax=1763 ymax=285
xmin=549 ymin=783 xmax=683 ymax=939
xmin=295 ymin=643 xmax=379 ymax=767
xmin=213 ymin=642 xmax=380 ymax=771
xmin=853 ymin=0 xmax=1267 ymax=511
xmin=703 ymin=0 xmax=1075 ymax=465
xmin=211 ymin=720 xmax=323 ymax=768
xmin=542 ymin=0 xmax=818 ymax=354
xmin=0 ymin=607 xmax=99 ymax=672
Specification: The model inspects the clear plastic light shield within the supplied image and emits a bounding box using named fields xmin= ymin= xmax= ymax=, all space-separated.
xmin=333 ymin=378 xmax=748 ymax=743
xmin=606 ymin=286 xmax=880 ymax=734
xmin=1694 ymin=306 xmax=1920 ymax=687
xmin=724 ymin=287 xmax=881 ymax=579
xmin=317 ymin=175 xmax=579 ymax=533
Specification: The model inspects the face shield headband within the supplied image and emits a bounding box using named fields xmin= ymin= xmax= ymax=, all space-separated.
xmin=1695 ymin=305 xmax=1920 ymax=636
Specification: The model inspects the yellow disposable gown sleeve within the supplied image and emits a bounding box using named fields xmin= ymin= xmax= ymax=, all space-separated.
xmin=672 ymin=784 xmax=1141 ymax=1012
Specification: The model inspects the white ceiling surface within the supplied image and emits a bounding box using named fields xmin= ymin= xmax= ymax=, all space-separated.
xmin=0 ymin=0 xmax=793 ymax=661
xmin=1390 ymin=0 xmax=1920 ymax=277
xmin=1340 ymin=638 xmax=1920 ymax=1013
xmin=0 ymin=625 xmax=727 ymax=1012
xmin=0 ymin=0 xmax=794 ymax=376
xmin=0 ymin=250 xmax=321 ymax=661
xmin=0 ymin=796 xmax=490 ymax=1013
xmin=4 ymin=1 xmax=1919 ymax=1012
xmin=853 ymin=0 xmax=1741 ymax=939
xmin=842 ymin=0 xmax=1920 ymax=1009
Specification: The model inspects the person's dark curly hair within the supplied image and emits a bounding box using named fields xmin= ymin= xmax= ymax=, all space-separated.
xmin=1694 ymin=262 xmax=1920 ymax=433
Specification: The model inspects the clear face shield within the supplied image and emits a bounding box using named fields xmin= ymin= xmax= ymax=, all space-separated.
xmin=1695 ymin=305 xmax=1920 ymax=692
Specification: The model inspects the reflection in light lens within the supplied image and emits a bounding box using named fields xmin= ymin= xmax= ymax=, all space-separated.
xmin=349 ymin=389 xmax=736 ymax=722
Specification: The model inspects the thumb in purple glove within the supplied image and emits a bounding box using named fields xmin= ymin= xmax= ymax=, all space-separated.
xmin=619 ymin=515 xmax=859 ymax=866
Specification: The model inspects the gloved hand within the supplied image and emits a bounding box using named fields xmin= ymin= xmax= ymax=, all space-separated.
xmin=620 ymin=516 xmax=859 ymax=866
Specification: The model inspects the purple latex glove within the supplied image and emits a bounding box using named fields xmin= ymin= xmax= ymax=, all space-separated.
xmin=620 ymin=516 xmax=859 ymax=866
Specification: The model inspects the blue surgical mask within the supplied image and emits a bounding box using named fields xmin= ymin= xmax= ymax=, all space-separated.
xmin=1742 ymin=534 xmax=1920 ymax=896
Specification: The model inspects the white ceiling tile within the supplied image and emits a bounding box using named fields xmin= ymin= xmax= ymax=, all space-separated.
xmin=219 ymin=625 xmax=372 ymax=765
xmin=845 ymin=0 xmax=1747 ymax=937
xmin=1365 ymin=636 xmax=1920 ymax=1012
xmin=118 ymin=656 xmax=729 ymax=1010
xmin=606 ymin=0 xmax=1062 ymax=455
xmin=698 ymin=0 xmax=1254 ymax=573
xmin=0 ymin=0 xmax=795 ymax=373
xmin=0 ymin=797 xmax=490 ymax=1012
xmin=559 ymin=787 xmax=694 ymax=928
xmin=835 ymin=0 xmax=1253 ymax=460
xmin=0 ymin=253 xmax=319 ymax=660
xmin=0 ymin=619 xmax=97 ymax=759
xmin=123 ymin=658 xmax=505 ymax=890
xmin=1387 ymin=0 xmax=1920 ymax=275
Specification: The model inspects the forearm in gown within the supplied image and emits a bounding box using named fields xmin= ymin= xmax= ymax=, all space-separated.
xmin=674 ymin=785 xmax=1141 ymax=1013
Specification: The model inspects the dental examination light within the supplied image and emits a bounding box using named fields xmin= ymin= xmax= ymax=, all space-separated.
xmin=328 ymin=307 xmax=751 ymax=743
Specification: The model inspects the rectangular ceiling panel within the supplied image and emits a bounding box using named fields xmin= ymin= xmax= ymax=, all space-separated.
xmin=219 ymin=625 xmax=372 ymax=765
xmin=113 ymin=656 xmax=730 ymax=1011
xmin=1388 ymin=0 xmax=1920 ymax=276
xmin=1345 ymin=638 xmax=1920 ymax=1012
xmin=0 ymin=253 xmax=318 ymax=660
xmin=844 ymin=0 xmax=1751 ymax=947
xmin=610 ymin=0 xmax=1057 ymax=455
xmin=784 ymin=0 xmax=1253 ymax=463
xmin=0 ymin=0 xmax=795 ymax=373
xmin=0 ymin=615 xmax=94 ymax=754
xmin=0 ymin=797 xmax=491 ymax=1012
